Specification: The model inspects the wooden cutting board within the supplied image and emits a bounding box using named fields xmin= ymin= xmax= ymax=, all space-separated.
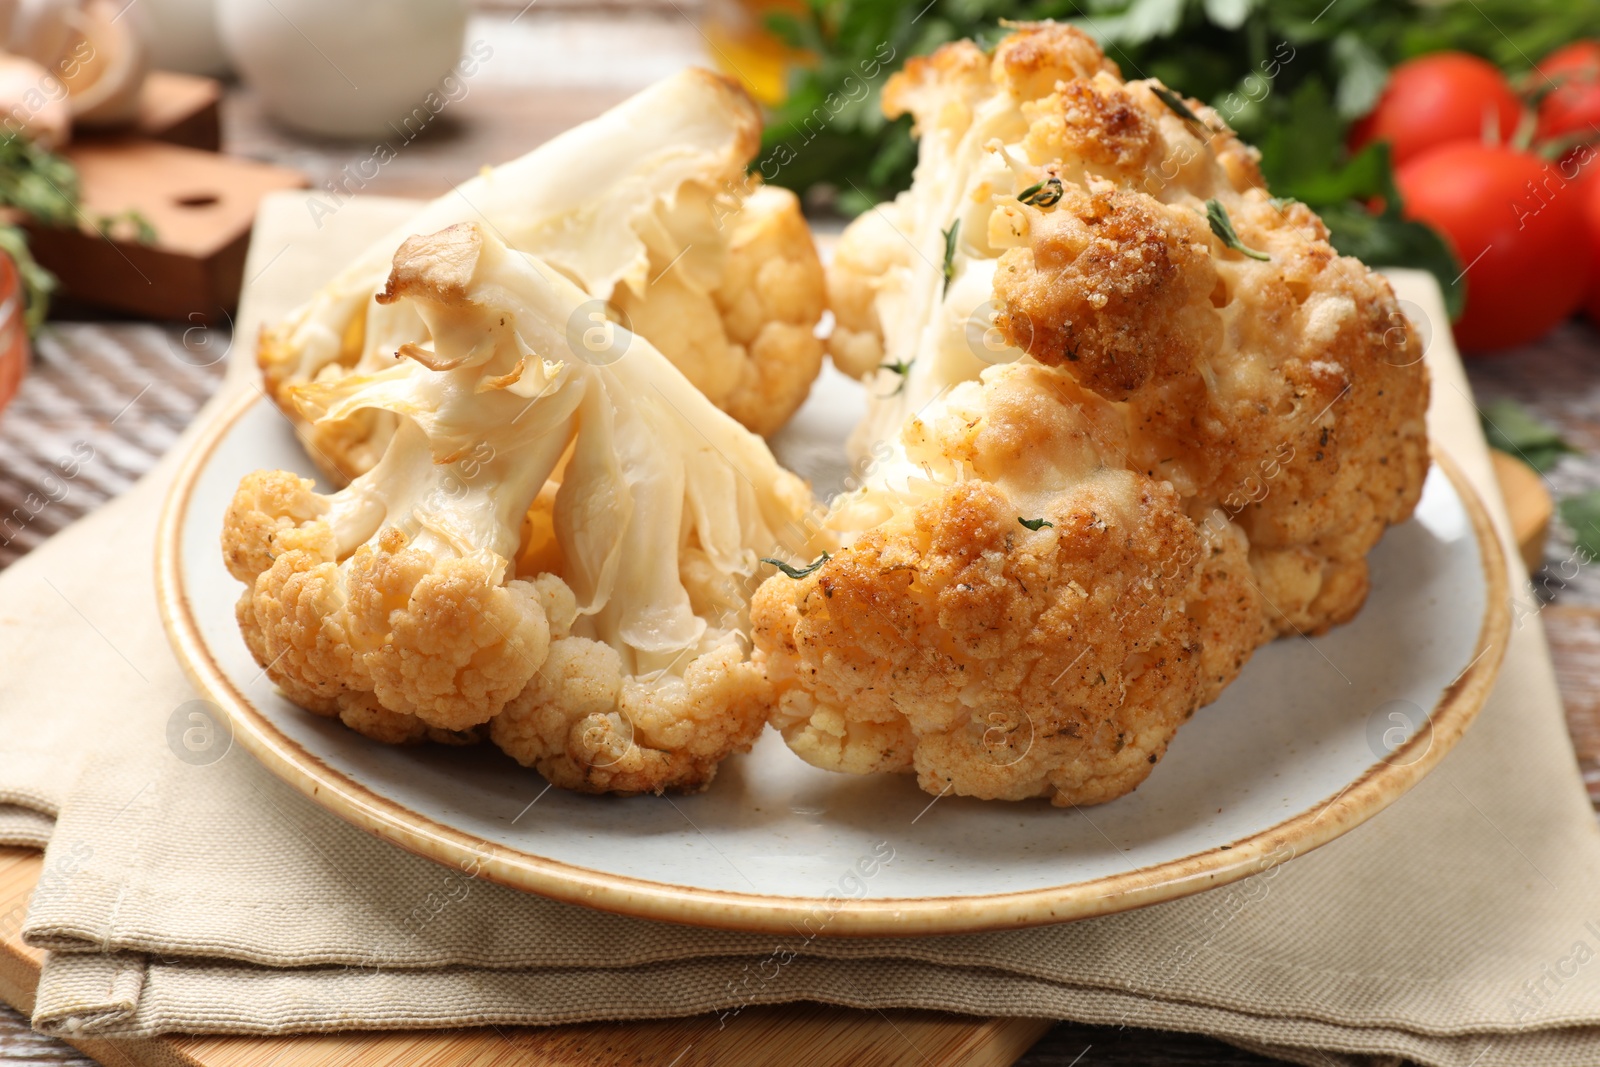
xmin=0 ymin=848 xmax=1051 ymax=1067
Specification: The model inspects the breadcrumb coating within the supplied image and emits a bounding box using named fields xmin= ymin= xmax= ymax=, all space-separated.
xmin=984 ymin=51 xmax=1429 ymax=635
xmin=224 ymin=470 xmax=551 ymax=733
xmin=780 ymin=22 xmax=1425 ymax=804
xmin=755 ymin=365 xmax=1233 ymax=805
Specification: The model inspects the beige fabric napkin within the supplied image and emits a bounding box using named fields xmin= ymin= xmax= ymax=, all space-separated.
xmin=3 ymin=193 xmax=1599 ymax=1067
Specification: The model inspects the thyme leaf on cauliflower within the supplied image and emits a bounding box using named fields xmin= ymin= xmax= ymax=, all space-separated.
xmin=878 ymin=358 xmax=912 ymax=396
xmin=941 ymin=219 xmax=960 ymax=295
xmin=1204 ymin=199 xmax=1271 ymax=261
xmin=1018 ymin=516 xmax=1054 ymax=531
xmin=1151 ymin=84 xmax=1217 ymax=136
xmin=1017 ymin=177 xmax=1064 ymax=207
xmin=761 ymin=552 xmax=832 ymax=579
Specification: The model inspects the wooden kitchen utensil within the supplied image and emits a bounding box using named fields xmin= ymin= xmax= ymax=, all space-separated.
xmin=118 ymin=71 xmax=224 ymax=151
xmin=1489 ymin=450 xmax=1553 ymax=575
xmin=21 ymin=141 xmax=306 ymax=324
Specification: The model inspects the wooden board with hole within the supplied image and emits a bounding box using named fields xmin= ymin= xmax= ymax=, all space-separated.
xmin=0 ymin=848 xmax=1051 ymax=1067
xmin=73 ymin=71 xmax=224 ymax=151
xmin=22 ymin=141 xmax=306 ymax=324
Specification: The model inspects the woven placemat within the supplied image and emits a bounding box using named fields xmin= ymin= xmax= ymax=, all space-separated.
xmin=0 ymin=325 xmax=226 ymax=570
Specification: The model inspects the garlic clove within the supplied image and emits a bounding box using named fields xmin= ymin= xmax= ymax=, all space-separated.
xmin=60 ymin=0 xmax=147 ymax=127
xmin=0 ymin=52 xmax=69 ymax=148
xmin=3 ymin=0 xmax=77 ymax=70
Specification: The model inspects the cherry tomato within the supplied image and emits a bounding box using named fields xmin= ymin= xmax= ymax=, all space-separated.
xmin=1350 ymin=53 xmax=1522 ymax=168
xmin=1397 ymin=142 xmax=1592 ymax=352
xmin=1579 ymin=161 xmax=1600 ymax=323
xmin=1536 ymin=41 xmax=1600 ymax=144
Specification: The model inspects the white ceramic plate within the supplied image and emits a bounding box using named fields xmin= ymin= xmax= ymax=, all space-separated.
xmin=157 ymin=367 xmax=1508 ymax=936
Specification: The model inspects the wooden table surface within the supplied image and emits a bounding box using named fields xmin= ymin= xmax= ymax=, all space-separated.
xmin=3 ymin=4 xmax=1599 ymax=1065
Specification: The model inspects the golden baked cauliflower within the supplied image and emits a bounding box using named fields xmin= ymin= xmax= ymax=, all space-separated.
xmin=830 ymin=23 xmax=1428 ymax=639
xmin=754 ymin=364 xmax=1261 ymax=806
xmin=226 ymin=223 xmax=823 ymax=795
xmin=260 ymin=69 xmax=825 ymax=483
xmin=759 ymin=23 xmax=1428 ymax=806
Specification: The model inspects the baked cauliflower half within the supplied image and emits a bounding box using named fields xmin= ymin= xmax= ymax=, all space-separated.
xmin=226 ymin=223 xmax=824 ymax=795
xmin=261 ymin=68 xmax=825 ymax=483
xmin=761 ymin=23 xmax=1428 ymax=806
xmin=830 ymin=23 xmax=1428 ymax=639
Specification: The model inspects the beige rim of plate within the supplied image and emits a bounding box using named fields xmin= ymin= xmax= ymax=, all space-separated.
xmin=156 ymin=389 xmax=1512 ymax=936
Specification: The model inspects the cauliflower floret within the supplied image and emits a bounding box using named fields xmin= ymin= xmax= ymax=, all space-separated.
xmin=259 ymin=69 xmax=825 ymax=484
xmin=754 ymin=364 xmax=1259 ymax=806
xmin=764 ymin=23 xmax=1425 ymax=805
xmin=825 ymin=196 xmax=914 ymax=380
xmin=834 ymin=22 xmax=1428 ymax=642
xmin=224 ymin=228 xmax=577 ymax=732
xmin=618 ymin=184 xmax=826 ymax=436
xmin=231 ymin=222 xmax=824 ymax=795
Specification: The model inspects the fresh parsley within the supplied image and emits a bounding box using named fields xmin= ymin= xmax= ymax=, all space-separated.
xmin=1481 ymin=397 xmax=1579 ymax=473
xmin=1560 ymin=492 xmax=1600 ymax=563
xmin=1018 ymin=517 xmax=1054 ymax=531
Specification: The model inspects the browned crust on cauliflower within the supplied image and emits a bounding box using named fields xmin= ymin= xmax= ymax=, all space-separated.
xmin=755 ymin=475 xmax=1205 ymax=806
xmin=754 ymin=364 xmax=1259 ymax=806
xmin=883 ymin=40 xmax=991 ymax=126
xmin=974 ymin=31 xmax=1428 ymax=636
xmin=993 ymin=182 xmax=1221 ymax=398
xmin=795 ymin=23 xmax=1422 ymax=805
xmin=713 ymin=186 xmax=827 ymax=435
xmin=490 ymin=639 xmax=769 ymax=796
xmin=991 ymin=22 xmax=1120 ymax=100
xmin=223 ymin=470 xmax=550 ymax=733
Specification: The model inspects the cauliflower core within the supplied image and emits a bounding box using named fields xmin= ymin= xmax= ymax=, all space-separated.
xmin=227 ymin=223 xmax=823 ymax=795
xmin=259 ymin=69 xmax=825 ymax=484
xmin=762 ymin=24 xmax=1428 ymax=805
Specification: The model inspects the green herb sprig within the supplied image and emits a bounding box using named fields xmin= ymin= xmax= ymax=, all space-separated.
xmin=878 ymin=358 xmax=911 ymax=396
xmin=1150 ymin=84 xmax=1214 ymax=135
xmin=940 ymin=219 xmax=959 ymax=296
xmin=96 ymin=208 xmax=157 ymax=246
xmin=1481 ymin=397 xmax=1579 ymax=473
xmin=0 ymin=133 xmax=82 ymax=332
xmin=1018 ymin=517 xmax=1054 ymax=531
xmin=1204 ymin=199 xmax=1271 ymax=262
xmin=1017 ymin=177 xmax=1064 ymax=208
xmin=762 ymin=553 xmax=832 ymax=580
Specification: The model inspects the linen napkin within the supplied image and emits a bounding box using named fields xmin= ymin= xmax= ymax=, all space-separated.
xmin=4 ymin=193 xmax=1599 ymax=1067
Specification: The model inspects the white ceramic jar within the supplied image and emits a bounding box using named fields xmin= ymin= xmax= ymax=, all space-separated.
xmin=141 ymin=0 xmax=229 ymax=77
xmin=215 ymin=0 xmax=468 ymax=139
